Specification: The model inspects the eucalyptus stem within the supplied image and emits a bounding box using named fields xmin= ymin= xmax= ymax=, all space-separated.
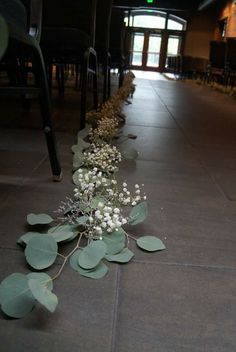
xmin=51 ymin=233 xmax=84 ymax=281
xmin=126 ymin=234 xmax=137 ymax=241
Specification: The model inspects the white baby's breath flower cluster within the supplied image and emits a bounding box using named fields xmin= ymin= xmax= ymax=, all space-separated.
xmin=56 ymin=71 xmax=142 ymax=239
xmin=62 ymin=168 xmax=128 ymax=238
xmin=87 ymin=202 xmax=127 ymax=238
xmin=118 ymin=182 xmax=146 ymax=206
xmin=91 ymin=114 xmax=119 ymax=142
xmin=87 ymin=72 xmax=136 ymax=142
xmin=83 ymin=142 xmax=122 ymax=173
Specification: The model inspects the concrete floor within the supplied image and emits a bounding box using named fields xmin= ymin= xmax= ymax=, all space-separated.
xmin=0 ymin=72 xmax=236 ymax=351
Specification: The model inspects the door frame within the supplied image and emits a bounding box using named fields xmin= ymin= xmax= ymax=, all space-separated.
xmin=127 ymin=27 xmax=185 ymax=72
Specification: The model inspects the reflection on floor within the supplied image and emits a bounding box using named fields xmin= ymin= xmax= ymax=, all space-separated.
xmin=1 ymin=71 xmax=236 ymax=351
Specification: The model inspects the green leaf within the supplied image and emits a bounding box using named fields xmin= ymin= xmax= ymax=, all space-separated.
xmin=105 ymin=248 xmax=134 ymax=263
xmin=48 ymin=224 xmax=79 ymax=243
xmin=136 ymin=236 xmax=166 ymax=252
xmin=17 ymin=231 xmax=40 ymax=246
xmin=0 ymin=273 xmax=35 ymax=318
xmin=70 ymin=251 xmax=108 ymax=279
xmin=80 ymin=262 xmax=108 ymax=279
xmin=27 ymin=273 xmax=53 ymax=291
xmin=49 ymin=230 xmax=74 ymax=243
xmin=77 ymin=124 xmax=90 ymax=140
xmin=72 ymin=152 xmax=84 ymax=169
xmin=102 ymin=228 xmax=126 ymax=254
xmin=78 ymin=240 xmax=107 ymax=269
xmin=128 ymin=201 xmax=148 ymax=225
xmin=48 ymin=223 xmax=79 ymax=234
xmin=77 ymin=215 xmax=88 ymax=225
xmin=90 ymin=196 xmax=106 ymax=209
xmin=28 ymin=279 xmax=58 ymax=313
xmin=75 ymin=137 xmax=90 ymax=151
xmin=27 ymin=213 xmax=53 ymax=225
xmin=25 ymin=234 xmax=58 ymax=270
xmin=121 ymin=147 xmax=138 ymax=160
xmin=69 ymin=250 xmax=83 ymax=271
xmin=0 ymin=15 xmax=8 ymax=60
xmin=72 ymin=168 xmax=89 ymax=185
xmin=127 ymin=134 xmax=137 ymax=139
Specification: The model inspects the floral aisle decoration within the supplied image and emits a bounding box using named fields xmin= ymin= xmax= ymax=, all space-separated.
xmin=0 ymin=72 xmax=165 ymax=319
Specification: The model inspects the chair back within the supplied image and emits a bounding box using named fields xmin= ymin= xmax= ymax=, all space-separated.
xmin=42 ymin=0 xmax=97 ymax=46
xmin=95 ymin=0 xmax=113 ymax=51
xmin=226 ymin=38 xmax=236 ymax=69
xmin=209 ymin=41 xmax=226 ymax=69
xmin=109 ymin=7 xmax=125 ymax=57
xmin=0 ymin=0 xmax=27 ymax=32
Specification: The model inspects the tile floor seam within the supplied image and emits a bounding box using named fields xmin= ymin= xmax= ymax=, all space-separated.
xmin=110 ymin=266 xmax=121 ymax=352
xmin=125 ymin=123 xmax=177 ymax=129
xmin=152 ymin=83 xmax=230 ymax=202
xmin=132 ymin=259 xmax=236 ymax=272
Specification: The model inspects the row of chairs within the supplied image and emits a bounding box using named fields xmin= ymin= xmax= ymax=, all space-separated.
xmin=166 ymin=39 xmax=236 ymax=87
xmin=0 ymin=0 xmax=126 ymax=180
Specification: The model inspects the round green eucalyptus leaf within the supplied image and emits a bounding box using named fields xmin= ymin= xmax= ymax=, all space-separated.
xmin=28 ymin=279 xmax=58 ymax=313
xmin=69 ymin=250 xmax=83 ymax=271
xmin=25 ymin=234 xmax=58 ymax=270
xmin=121 ymin=147 xmax=138 ymax=160
xmin=0 ymin=15 xmax=8 ymax=60
xmin=48 ymin=224 xmax=79 ymax=243
xmin=105 ymin=248 xmax=134 ymax=263
xmin=70 ymin=250 xmax=94 ymax=272
xmin=136 ymin=236 xmax=166 ymax=252
xmin=70 ymin=251 xmax=108 ymax=279
xmin=128 ymin=201 xmax=148 ymax=225
xmin=48 ymin=224 xmax=79 ymax=234
xmin=73 ymin=152 xmax=84 ymax=169
xmin=0 ymin=273 xmax=35 ymax=318
xmin=80 ymin=262 xmax=108 ymax=279
xmin=17 ymin=232 xmax=40 ymax=246
xmin=102 ymin=228 xmax=126 ymax=254
xmin=49 ymin=230 xmax=74 ymax=243
xmin=77 ymin=124 xmax=90 ymax=140
xmin=75 ymin=137 xmax=90 ymax=151
xmin=72 ymin=168 xmax=89 ymax=185
xmin=27 ymin=213 xmax=53 ymax=225
xmin=76 ymin=215 xmax=88 ymax=225
xmin=27 ymin=273 xmax=53 ymax=291
xmin=78 ymin=240 xmax=107 ymax=270
xmin=90 ymin=196 xmax=106 ymax=209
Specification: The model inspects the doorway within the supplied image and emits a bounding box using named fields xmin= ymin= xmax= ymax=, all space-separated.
xmin=126 ymin=10 xmax=186 ymax=72
xmin=130 ymin=31 xmax=162 ymax=70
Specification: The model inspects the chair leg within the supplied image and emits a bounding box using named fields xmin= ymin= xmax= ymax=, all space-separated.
xmin=92 ymin=54 xmax=98 ymax=110
xmin=33 ymin=48 xmax=62 ymax=181
xmin=80 ymin=47 xmax=98 ymax=130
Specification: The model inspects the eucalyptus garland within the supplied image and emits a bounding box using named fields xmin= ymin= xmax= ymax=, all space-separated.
xmin=0 ymin=72 xmax=166 ymax=319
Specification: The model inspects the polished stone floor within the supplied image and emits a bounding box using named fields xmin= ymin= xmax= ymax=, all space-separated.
xmin=0 ymin=71 xmax=236 ymax=351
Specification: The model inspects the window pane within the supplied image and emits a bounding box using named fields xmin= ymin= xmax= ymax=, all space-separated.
xmin=147 ymin=35 xmax=161 ymax=67
xmin=132 ymin=53 xmax=143 ymax=66
xmin=167 ymin=37 xmax=180 ymax=56
xmin=131 ymin=33 xmax=144 ymax=66
xmin=148 ymin=35 xmax=161 ymax=52
xmin=133 ymin=15 xmax=165 ymax=29
xmin=147 ymin=53 xmax=159 ymax=67
xmin=133 ymin=33 xmax=144 ymax=51
xmin=167 ymin=19 xmax=184 ymax=30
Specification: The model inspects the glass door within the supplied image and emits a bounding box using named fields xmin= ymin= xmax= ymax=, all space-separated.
xmin=146 ymin=34 xmax=162 ymax=68
xmin=131 ymin=32 xmax=145 ymax=66
xmin=130 ymin=31 xmax=162 ymax=70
